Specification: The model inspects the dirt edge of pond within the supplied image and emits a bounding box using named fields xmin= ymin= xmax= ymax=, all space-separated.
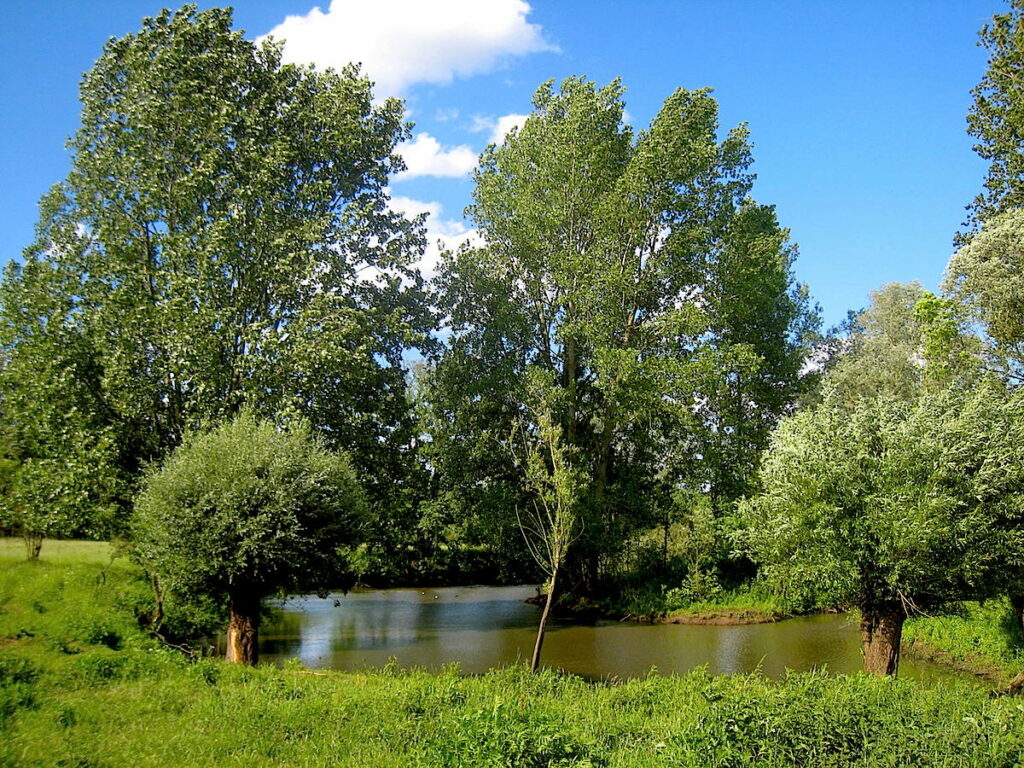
xmin=901 ymin=638 xmax=1009 ymax=685
xmin=653 ymin=610 xmax=784 ymax=625
xmin=525 ymin=593 xmax=792 ymax=625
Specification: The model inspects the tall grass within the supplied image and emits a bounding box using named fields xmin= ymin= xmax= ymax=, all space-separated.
xmin=903 ymin=599 xmax=1024 ymax=681
xmin=3 ymin=541 xmax=1024 ymax=767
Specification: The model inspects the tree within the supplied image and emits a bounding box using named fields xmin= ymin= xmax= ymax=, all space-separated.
xmin=430 ymin=77 xmax=814 ymax=593
xmin=824 ymin=282 xmax=930 ymax=405
xmin=965 ymin=0 xmax=1024 ymax=229
xmin=132 ymin=412 xmax=367 ymax=664
xmin=944 ymin=208 xmax=1024 ymax=632
xmin=945 ymin=208 xmax=1024 ymax=384
xmin=820 ymin=281 xmax=980 ymax=407
xmin=3 ymin=5 xmax=432 ymax=532
xmin=0 ymin=257 xmax=127 ymax=549
xmin=511 ymin=374 xmax=582 ymax=671
xmin=737 ymin=385 xmax=1021 ymax=676
xmin=699 ymin=204 xmax=820 ymax=505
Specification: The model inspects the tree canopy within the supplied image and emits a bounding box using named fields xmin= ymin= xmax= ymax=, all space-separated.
xmin=427 ymin=77 xmax=815 ymax=592
xmin=737 ymin=384 xmax=1024 ymax=674
xmin=0 ymin=5 xmax=432 ymax=538
xmin=966 ymin=0 xmax=1024 ymax=228
xmin=945 ymin=208 xmax=1024 ymax=384
xmin=133 ymin=412 xmax=366 ymax=663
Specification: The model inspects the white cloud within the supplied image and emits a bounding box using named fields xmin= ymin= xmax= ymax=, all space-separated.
xmin=262 ymin=0 xmax=556 ymax=96
xmin=472 ymin=112 xmax=529 ymax=145
xmin=394 ymin=133 xmax=477 ymax=181
xmin=390 ymin=194 xmax=479 ymax=276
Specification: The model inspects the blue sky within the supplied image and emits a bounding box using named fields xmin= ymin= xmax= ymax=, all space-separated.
xmin=0 ymin=1 xmax=1000 ymax=327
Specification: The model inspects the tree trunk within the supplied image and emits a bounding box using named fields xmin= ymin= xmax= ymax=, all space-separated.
xmin=1003 ymin=667 xmax=1024 ymax=696
xmin=1010 ymin=594 xmax=1024 ymax=633
xmin=22 ymin=528 xmax=42 ymax=560
xmin=147 ymin=572 xmax=165 ymax=630
xmin=860 ymin=602 xmax=905 ymax=676
xmin=226 ymin=589 xmax=260 ymax=665
xmin=530 ymin=568 xmax=558 ymax=673
xmin=562 ymin=335 xmax=578 ymax=443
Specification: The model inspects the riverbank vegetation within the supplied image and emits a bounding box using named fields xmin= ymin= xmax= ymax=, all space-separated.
xmin=4 ymin=550 xmax=1024 ymax=768
xmin=903 ymin=599 xmax=1024 ymax=684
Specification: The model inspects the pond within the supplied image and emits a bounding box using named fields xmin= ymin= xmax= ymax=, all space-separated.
xmin=259 ymin=585 xmax=981 ymax=685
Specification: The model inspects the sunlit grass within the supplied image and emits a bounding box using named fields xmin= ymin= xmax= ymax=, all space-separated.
xmin=0 ymin=537 xmax=114 ymax=564
xmin=4 ymin=551 xmax=1024 ymax=766
xmin=664 ymin=584 xmax=791 ymax=621
xmin=903 ymin=599 xmax=1024 ymax=681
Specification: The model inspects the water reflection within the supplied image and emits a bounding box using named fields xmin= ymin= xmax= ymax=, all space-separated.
xmin=259 ymin=586 xmax=984 ymax=686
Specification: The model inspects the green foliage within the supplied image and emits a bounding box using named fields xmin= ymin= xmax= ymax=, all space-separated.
xmin=1 ymin=4 xmax=432 ymax=540
xmin=0 ymin=256 xmax=127 ymax=544
xmin=132 ymin=413 xmax=367 ymax=631
xmin=429 ymin=76 xmax=815 ymax=588
xmin=945 ymin=208 xmax=1024 ymax=384
xmin=604 ymin=491 xmax=733 ymax=613
xmin=824 ymin=282 xmax=930 ymax=406
xmin=818 ymin=280 xmax=982 ymax=409
xmin=737 ymin=384 xmax=1024 ymax=613
xmin=512 ymin=371 xmax=583 ymax=581
xmin=606 ymin=580 xmax=786 ymax=620
xmin=965 ymin=0 xmax=1024 ymax=227
xmin=904 ymin=599 xmax=1024 ymax=680
xmin=912 ymin=292 xmax=981 ymax=391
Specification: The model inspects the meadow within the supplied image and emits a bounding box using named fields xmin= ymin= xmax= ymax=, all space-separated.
xmin=3 ymin=541 xmax=1024 ymax=767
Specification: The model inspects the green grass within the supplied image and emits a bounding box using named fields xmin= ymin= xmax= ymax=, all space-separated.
xmin=608 ymin=580 xmax=791 ymax=622
xmin=903 ymin=599 xmax=1024 ymax=682
xmin=4 ymin=541 xmax=1024 ymax=766
xmin=0 ymin=537 xmax=114 ymax=564
xmin=663 ymin=583 xmax=791 ymax=622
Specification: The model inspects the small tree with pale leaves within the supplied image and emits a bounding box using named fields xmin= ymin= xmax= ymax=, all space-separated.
xmin=512 ymin=372 xmax=583 ymax=672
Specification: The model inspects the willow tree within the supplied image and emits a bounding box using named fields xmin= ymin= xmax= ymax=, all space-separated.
xmin=738 ymin=384 xmax=1022 ymax=676
xmin=1 ymin=5 xmax=432 ymax=531
xmin=133 ymin=413 xmax=367 ymax=665
xmin=430 ymin=77 xmax=813 ymax=592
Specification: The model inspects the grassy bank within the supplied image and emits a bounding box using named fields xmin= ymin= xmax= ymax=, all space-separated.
xmin=903 ymin=599 xmax=1024 ymax=684
xmin=607 ymin=582 xmax=791 ymax=624
xmin=659 ymin=585 xmax=791 ymax=624
xmin=4 ymin=542 xmax=1024 ymax=766
xmin=0 ymin=537 xmax=115 ymax=564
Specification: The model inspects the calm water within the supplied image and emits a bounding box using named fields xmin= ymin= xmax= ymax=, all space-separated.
xmin=259 ymin=585 xmax=982 ymax=685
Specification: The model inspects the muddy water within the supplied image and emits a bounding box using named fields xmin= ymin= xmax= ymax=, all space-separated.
xmin=259 ymin=585 xmax=981 ymax=685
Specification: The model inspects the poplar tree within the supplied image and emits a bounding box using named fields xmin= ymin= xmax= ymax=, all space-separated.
xmin=966 ymin=0 xmax=1024 ymax=228
xmin=430 ymin=77 xmax=814 ymax=592
xmin=0 ymin=5 xmax=432 ymax=533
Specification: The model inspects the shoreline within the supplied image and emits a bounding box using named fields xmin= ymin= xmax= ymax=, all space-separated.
xmin=901 ymin=637 xmax=1009 ymax=685
xmin=637 ymin=609 xmax=785 ymax=625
